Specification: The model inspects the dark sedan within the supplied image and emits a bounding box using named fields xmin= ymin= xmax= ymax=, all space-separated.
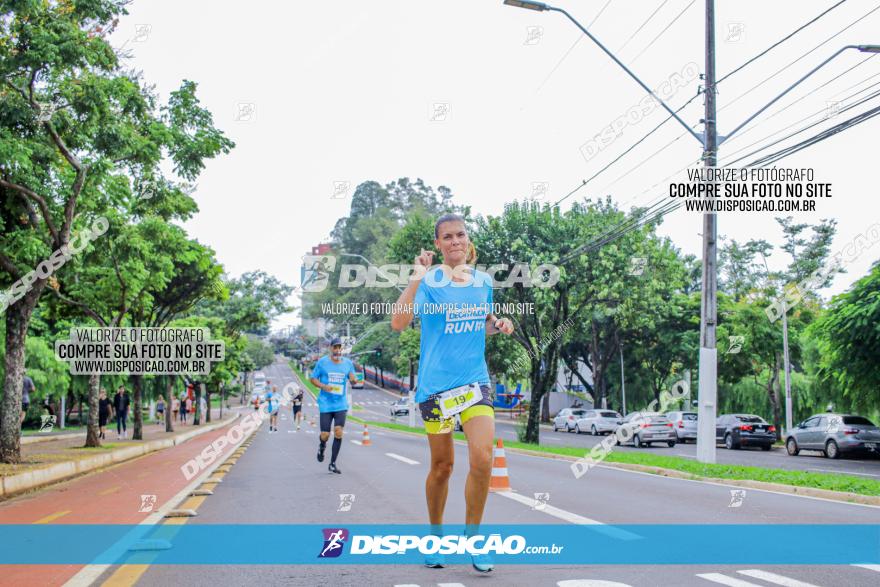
xmin=716 ymin=414 xmax=775 ymax=450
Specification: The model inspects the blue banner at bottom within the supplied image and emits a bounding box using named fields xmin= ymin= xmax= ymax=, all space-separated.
xmin=1 ymin=524 xmax=878 ymax=565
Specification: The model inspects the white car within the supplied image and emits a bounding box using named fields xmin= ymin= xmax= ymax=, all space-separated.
xmin=552 ymin=408 xmax=590 ymax=433
xmin=574 ymin=410 xmax=623 ymax=435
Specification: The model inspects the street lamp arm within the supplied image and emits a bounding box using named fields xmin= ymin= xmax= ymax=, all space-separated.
xmin=546 ymin=5 xmax=705 ymax=147
xmin=721 ymin=45 xmax=867 ymax=144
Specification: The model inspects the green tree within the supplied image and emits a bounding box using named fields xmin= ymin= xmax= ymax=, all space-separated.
xmin=0 ymin=1 xmax=233 ymax=462
xmin=809 ymin=262 xmax=880 ymax=414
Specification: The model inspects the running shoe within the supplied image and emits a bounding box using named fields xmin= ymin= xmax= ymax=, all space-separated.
xmin=328 ymin=463 xmax=341 ymax=474
xmin=317 ymin=444 xmax=325 ymax=462
xmin=424 ymin=553 xmax=445 ymax=568
xmin=471 ymin=553 xmax=494 ymax=573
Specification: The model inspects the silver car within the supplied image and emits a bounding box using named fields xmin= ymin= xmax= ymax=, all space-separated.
xmin=613 ymin=412 xmax=677 ymax=448
xmin=574 ymin=410 xmax=622 ymax=435
xmin=552 ymin=408 xmax=590 ymax=433
xmin=786 ymin=413 xmax=880 ymax=459
xmin=666 ymin=411 xmax=698 ymax=442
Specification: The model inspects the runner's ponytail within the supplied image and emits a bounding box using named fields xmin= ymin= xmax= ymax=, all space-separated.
xmin=466 ymin=242 xmax=477 ymax=265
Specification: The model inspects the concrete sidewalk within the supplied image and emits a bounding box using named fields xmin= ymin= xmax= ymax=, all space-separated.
xmin=0 ymin=407 xmax=239 ymax=499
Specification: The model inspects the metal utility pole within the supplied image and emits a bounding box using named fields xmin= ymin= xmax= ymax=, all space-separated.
xmin=781 ymin=300 xmax=793 ymax=435
xmin=696 ymin=0 xmax=718 ymax=464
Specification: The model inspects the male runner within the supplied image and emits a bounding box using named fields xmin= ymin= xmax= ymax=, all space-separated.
xmin=309 ymin=338 xmax=358 ymax=474
xmin=264 ymin=385 xmax=280 ymax=432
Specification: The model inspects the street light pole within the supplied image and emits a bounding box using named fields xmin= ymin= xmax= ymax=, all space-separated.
xmin=619 ymin=344 xmax=626 ymax=415
xmin=781 ymin=300 xmax=793 ymax=436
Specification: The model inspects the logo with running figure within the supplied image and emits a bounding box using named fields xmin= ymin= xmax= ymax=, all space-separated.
xmin=318 ymin=528 xmax=349 ymax=558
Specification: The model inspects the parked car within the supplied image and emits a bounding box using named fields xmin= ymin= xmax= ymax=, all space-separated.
xmin=613 ymin=412 xmax=676 ymax=448
xmin=390 ymin=398 xmax=409 ymax=417
xmin=667 ymin=411 xmax=698 ymax=443
xmin=786 ymin=414 xmax=880 ymax=459
xmin=573 ymin=410 xmax=622 ymax=435
xmin=552 ymin=408 xmax=590 ymax=433
xmin=716 ymin=414 xmax=775 ymax=450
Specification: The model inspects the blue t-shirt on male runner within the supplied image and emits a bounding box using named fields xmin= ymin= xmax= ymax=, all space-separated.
xmin=264 ymin=391 xmax=278 ymax=414
xmin=311 ymin=356 xmax=356 ymax=413
xmin=413 ymin=267 xmax=492 ymax=403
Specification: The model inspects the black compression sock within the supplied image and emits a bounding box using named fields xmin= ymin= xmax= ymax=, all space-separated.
xmin=331 ymin=437 xmax=342 ymax=463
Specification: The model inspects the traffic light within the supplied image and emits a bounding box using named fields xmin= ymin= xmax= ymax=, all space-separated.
xmin=375 ymin=346 xmax=383 ymax=358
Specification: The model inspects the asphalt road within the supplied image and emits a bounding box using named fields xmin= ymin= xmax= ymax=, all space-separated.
xmin=104 ymin=357 xmax=880 ymax=587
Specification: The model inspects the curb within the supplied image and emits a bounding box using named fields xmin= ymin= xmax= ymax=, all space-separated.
xmin=21 ymin=432 xmax=85 ymax=445
xmin=364 ymin=422 xmax=880 ymax=507
xmin=0 ymin=413 xmax=242 ymax=500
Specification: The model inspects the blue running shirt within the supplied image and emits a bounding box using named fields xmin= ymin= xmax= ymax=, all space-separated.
xmin=311 ymin=356 xmax=356 ymax=413
xmin=414 ymin=267 xmax=493 ymax=403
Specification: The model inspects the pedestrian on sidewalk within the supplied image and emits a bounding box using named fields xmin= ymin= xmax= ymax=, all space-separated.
xmin=98 ymin=388 xmax=112 ymax=440
xmin=21 ymin=369 xmax=35 ymax=425
xmin=184 ymin=395 xmax=193 ymax=424
xmin=391 ymin=213 xmax=515 ymax=574
xmin=156 ymin=394 xmax=165 ymax=425
xmin=199 ymin=394 xmax=207 ymax=423
xmin=114 ymin=386 xmax=131 ymax=440
xmin=172 ymin=396 xmax=179 ymax=422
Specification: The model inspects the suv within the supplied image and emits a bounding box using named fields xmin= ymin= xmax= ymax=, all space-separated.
xmin=716 ymin=414 xmax=775 ymax=450
xmin=786 ymin=414 xmax=880 ymax=459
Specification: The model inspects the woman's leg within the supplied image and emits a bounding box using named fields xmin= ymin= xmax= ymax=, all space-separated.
xmin=425 ymin=431 xmax=455 ymax=526
xmin=461 ymin=415 xmax=495 ymax=527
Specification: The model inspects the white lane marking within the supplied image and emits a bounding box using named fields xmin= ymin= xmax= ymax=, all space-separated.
xmin=438 ymin=584 xmax=468 ymax=587
xmin=809 ymin=468 xmax=880 ymax=478
xmin=696 ymin=573 xmax=763 ymax=586
xmin=385 ymin=452 xmax=420 ymax=465
xmin=494 ymin=491 xmax=639 ymax=541
xmin=853 ymin=564 xmax=880 ymax=572
xmin=351 ymin=440 xmax=362 ymax=445
xmin=737 ymin=569 xmax=820 ymax=586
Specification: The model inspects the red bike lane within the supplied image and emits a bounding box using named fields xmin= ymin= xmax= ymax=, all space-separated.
xmin=0 ymin=411 xmax=249 ymax=587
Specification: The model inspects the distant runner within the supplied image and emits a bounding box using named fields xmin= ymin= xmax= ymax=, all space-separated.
xmin=309 ymin=338 xmax=358 ymax=474
xmin=265 ymin=386 xmax=280 ymax=433
xmin=292 ymin=384 xmax=304 ymax=431
xmin=391 ymin=212 xmax=515 ymax=574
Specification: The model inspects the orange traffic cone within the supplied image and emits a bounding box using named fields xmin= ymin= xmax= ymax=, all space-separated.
xmin=489 ymin=438 xmax=511 ymax=492
xmin=362 ymin=424 xmax=372 ymax=446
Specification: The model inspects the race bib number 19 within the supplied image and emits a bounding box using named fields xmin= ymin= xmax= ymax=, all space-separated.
xmin=438 ymin=383 xmax=482 ymax=418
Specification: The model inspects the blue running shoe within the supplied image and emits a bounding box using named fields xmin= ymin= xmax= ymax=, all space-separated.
xmin=471 ymin=553 xmax=494 ymax=573
xmin=424 ymin=552 xmax=445 ymax=568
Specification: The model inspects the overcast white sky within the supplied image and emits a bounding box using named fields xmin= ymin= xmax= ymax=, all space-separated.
xmin=109 ymin=0 xmax=880 ymax=331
